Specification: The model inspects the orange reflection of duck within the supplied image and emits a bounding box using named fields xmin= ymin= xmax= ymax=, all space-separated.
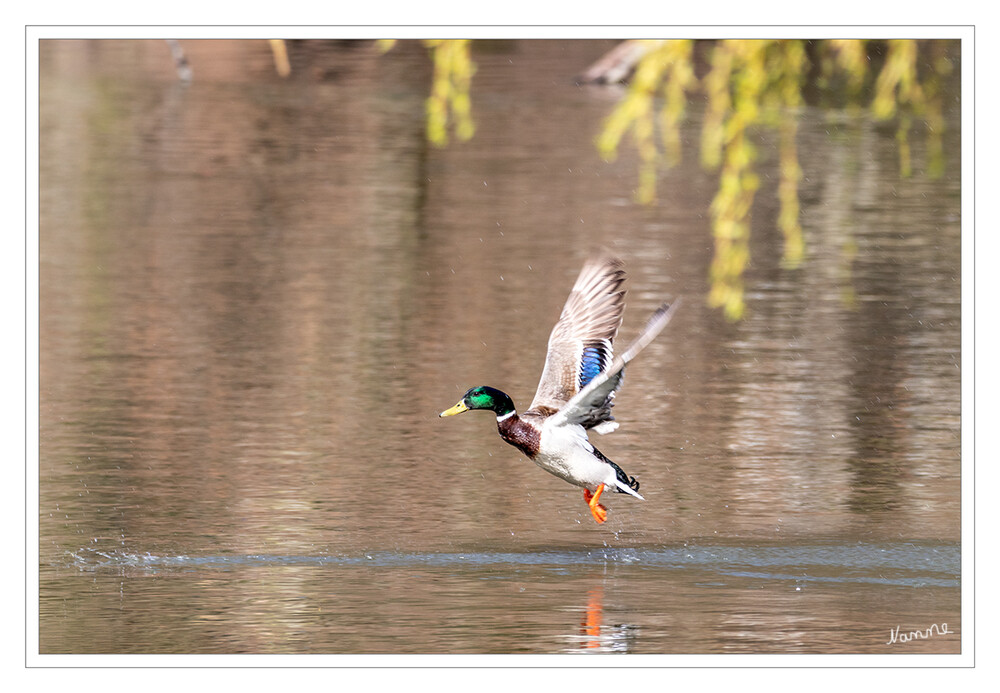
xmin=581 ymin=588 xmax=603 ymax=648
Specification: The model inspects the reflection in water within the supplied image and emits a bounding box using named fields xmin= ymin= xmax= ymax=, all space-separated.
xmin=566 ymin=585 xmax=638 ymax=654
xmin=580 ymin=588 xmax=604 ymax=649
xmin=38 ymin=39 xmax=961 ymax=655
xmin=45 ymin=542 xmax=958 ymax=654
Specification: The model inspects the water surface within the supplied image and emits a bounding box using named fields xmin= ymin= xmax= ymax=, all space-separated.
xmin=38 ymin=39 xmax=961 ymax=655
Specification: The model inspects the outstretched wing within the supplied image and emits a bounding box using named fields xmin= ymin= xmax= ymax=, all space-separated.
xmin=527 ymin=254 xmax=626 ymax=428
xmin=546 ymin=299 xmax=680 ymax=431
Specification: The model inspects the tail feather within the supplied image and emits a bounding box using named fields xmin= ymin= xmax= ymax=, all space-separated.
xmin=601 ymin=455 xmax=644 ymax=500
xmin=614 ymin=478 xmax=644 ymax=500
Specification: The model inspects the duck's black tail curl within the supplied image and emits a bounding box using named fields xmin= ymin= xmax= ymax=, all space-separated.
xmin=613 ymin=465 xmax=641 ymax=494
xmin=595 ymin=450 xmax=640 ymax=494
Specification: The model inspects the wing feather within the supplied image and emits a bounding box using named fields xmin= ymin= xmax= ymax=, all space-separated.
xmin=527 ymin=255 xmax=626 ymax=422
xmin=546 ymin=299 xmax=680 ymax=430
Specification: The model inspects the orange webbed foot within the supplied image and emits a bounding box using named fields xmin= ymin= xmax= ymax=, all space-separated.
xmin=583 ymin=485 xmax=608 ymax=524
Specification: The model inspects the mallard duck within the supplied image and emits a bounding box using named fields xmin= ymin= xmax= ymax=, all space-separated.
xmin=440 ymin=254 xmax=679 ymax=524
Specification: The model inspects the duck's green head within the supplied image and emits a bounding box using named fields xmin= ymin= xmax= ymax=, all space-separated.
xmin=440 ymin=386 xmax=515 ymax=418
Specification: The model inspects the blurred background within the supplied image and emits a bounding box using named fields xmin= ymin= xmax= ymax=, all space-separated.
xmin=38 ymin=38 xmax=961 ymax=655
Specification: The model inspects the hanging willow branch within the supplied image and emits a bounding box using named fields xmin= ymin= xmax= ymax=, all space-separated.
xmin=595 ymin=38 xmax=953 ymax=320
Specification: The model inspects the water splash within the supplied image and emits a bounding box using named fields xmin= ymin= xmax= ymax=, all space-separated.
xmin=59 ymin=541 xmax=959 ymax=588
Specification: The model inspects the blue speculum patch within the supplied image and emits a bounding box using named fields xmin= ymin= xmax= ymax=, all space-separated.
xmin=580 ymin=346 xmax=605 ymax=388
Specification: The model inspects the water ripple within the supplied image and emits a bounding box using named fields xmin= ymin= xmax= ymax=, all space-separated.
xmin=61 ymin=541 xmax=959 ymax=588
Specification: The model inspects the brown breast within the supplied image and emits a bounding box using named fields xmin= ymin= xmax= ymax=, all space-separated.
xmin=497 ymin=414 xmax=541 ymax=458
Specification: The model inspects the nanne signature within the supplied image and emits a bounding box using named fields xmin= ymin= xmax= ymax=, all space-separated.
xmin=887 ymin=622 xmax=954 ymax=645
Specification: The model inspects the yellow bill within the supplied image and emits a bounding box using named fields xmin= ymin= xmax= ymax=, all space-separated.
xmin=439 ymin=400 xmax=469 ymax=417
